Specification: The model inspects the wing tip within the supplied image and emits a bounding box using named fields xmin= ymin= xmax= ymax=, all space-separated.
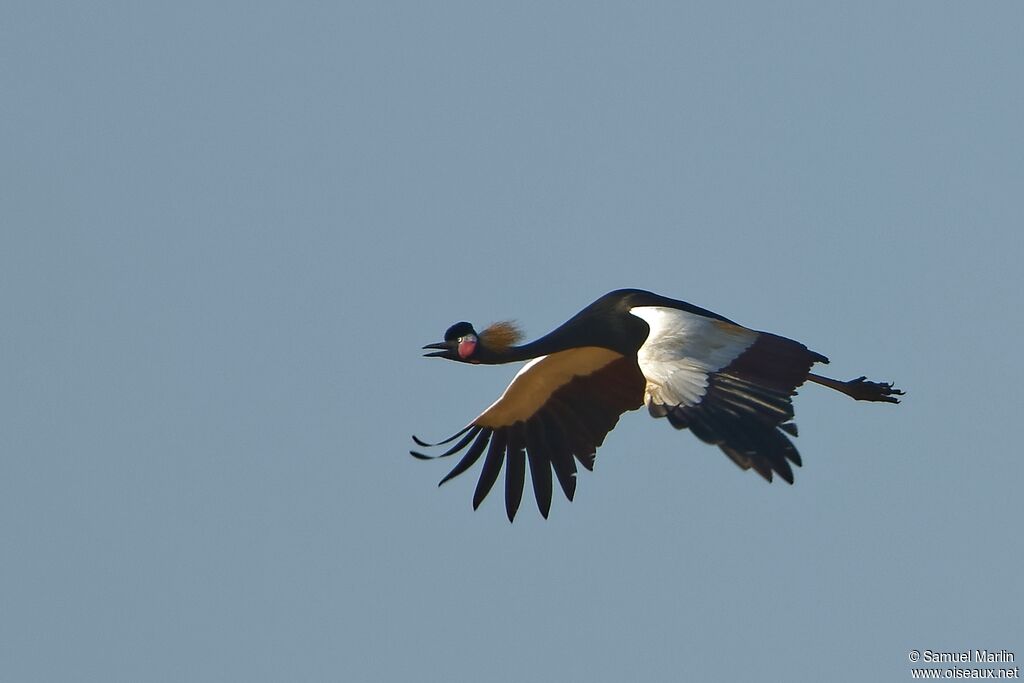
xmin=411 ymin=424 xmax=475 ymax=448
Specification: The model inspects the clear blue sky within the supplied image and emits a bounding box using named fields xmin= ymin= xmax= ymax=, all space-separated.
xmin=3 ymin=3 xmax=1021 ymax=681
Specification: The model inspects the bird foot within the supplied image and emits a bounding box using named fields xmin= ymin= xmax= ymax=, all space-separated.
xmin=840 ymin=376 xmax=904 ymax=403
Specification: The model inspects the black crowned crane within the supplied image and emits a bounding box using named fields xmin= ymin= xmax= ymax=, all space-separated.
xmin=412 ymin=289 xmax=902 ymax=521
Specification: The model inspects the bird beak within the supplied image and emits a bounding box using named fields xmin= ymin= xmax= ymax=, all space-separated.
xmin=422 ymin=341 xmax=451 ymax=358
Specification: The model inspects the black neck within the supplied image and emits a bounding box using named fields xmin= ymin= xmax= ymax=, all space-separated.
xmin=475 ymin=302 xmax=650 ymax=364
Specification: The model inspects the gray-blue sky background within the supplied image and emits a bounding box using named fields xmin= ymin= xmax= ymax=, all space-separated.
xmin=3 ymin=3 xmax=1021 ymax=681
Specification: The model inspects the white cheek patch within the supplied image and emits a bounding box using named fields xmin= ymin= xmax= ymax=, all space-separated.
xmin=629 ymin=306 xmax=757 ymax=407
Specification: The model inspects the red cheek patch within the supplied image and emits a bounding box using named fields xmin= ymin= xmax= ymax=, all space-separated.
xmin=457 ymin=339 xmax=477 ymax=359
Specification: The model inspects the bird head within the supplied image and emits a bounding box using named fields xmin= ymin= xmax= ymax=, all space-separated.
xmin=423 ymin=321 xmax=479 ymax=362
xmin=423 ymin=320 xmax=523 ymax=363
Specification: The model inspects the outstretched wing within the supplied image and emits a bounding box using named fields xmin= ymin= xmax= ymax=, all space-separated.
xmin=412 ymin=347 xmax=645 ymax=521
xmin=629 ymin=306 xmax=828 ymax=483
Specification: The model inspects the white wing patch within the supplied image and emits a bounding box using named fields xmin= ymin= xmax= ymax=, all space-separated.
xmin=629 ymin=306 xmax=758 ymax=407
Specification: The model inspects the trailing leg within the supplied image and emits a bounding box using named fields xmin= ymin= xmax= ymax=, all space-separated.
xmin=807 ymin=374 xmax=904 ymax=403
